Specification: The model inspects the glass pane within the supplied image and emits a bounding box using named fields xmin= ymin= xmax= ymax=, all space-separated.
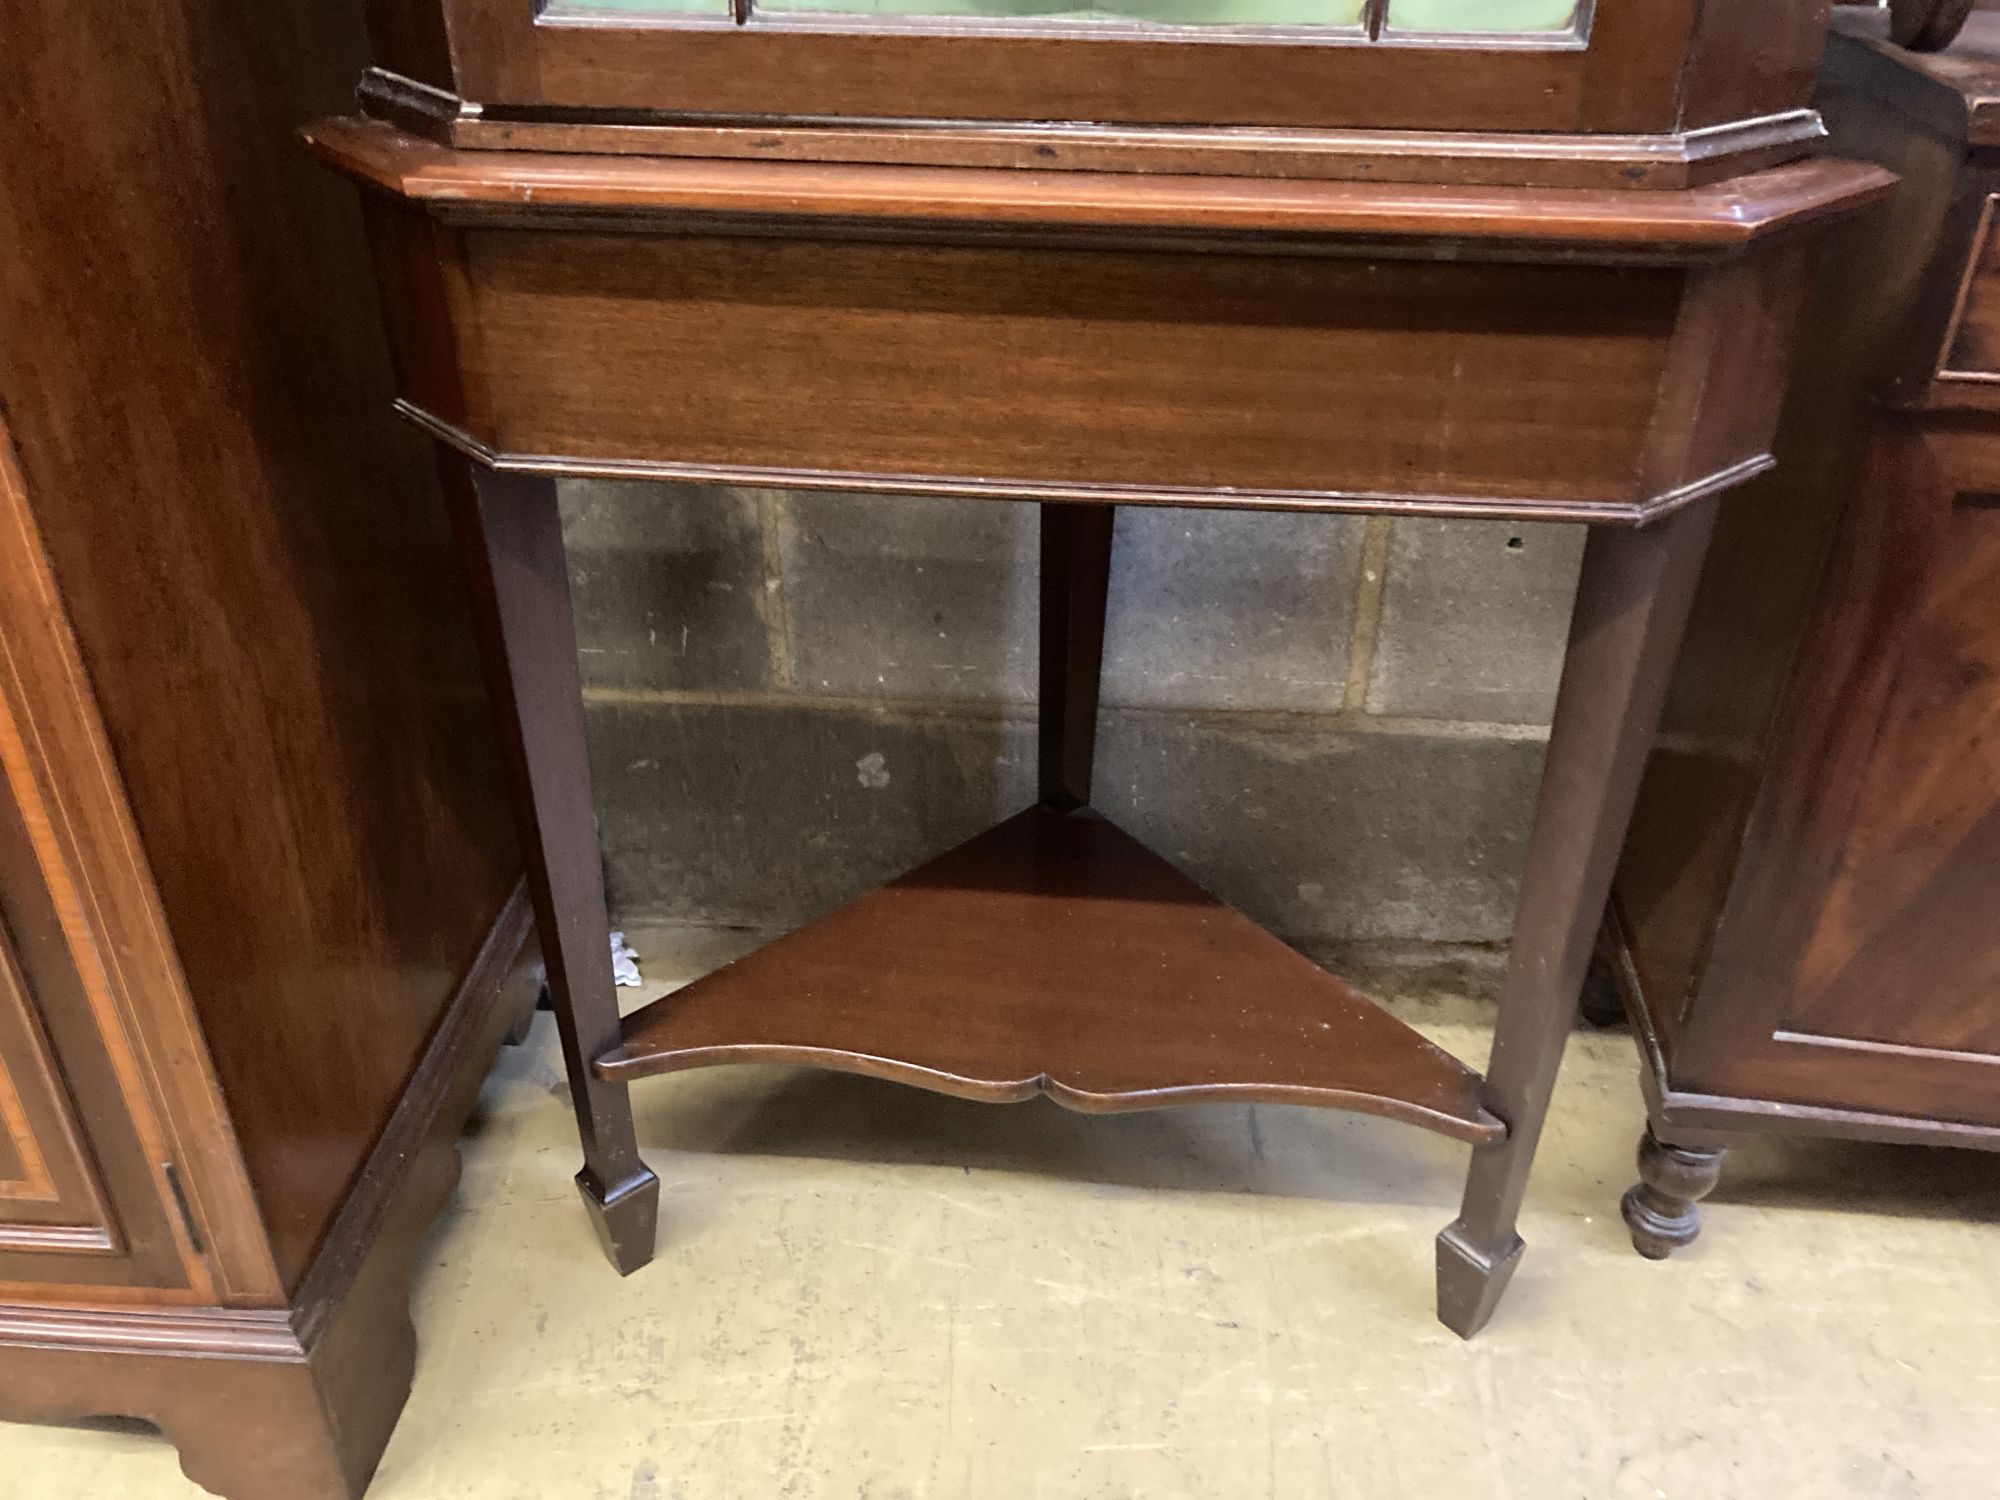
xmin=549 ymin=0 xmax=733 ymax=10
xmin=1385 ymin=0 xmax=1576 ymax=31
xmin=753 ymin=0 xmax=1362 ymax=24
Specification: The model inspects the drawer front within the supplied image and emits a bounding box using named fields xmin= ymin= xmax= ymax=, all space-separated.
xmin=456 ymin=230 xmax=1683 ymax=512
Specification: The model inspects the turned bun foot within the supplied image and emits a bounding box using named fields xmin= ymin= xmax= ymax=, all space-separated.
xmin=1577 ymin=959 xmax=1627 ymax=1029
xmin=1620 ymin=1127 xmax=1725 ymax=1260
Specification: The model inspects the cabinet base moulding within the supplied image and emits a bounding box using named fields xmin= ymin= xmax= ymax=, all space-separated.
xmin=1606 ymin=897 xmax=2000 ymax=1155
xmin=0 ymin=882 xmax=537 ymax=1500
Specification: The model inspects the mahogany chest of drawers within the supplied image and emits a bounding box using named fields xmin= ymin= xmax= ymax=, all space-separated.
xmin=1613 ymin=7 xmax=2000 ymax=1255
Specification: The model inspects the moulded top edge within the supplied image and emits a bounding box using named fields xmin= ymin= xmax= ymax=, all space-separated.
xmin=304 ymin=117 xmax=1895 ymax=254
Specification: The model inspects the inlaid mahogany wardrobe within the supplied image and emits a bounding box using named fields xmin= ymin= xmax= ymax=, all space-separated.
xmin=311 ymin=0 xmax=1889 ymax=1363
xmin=1 ymin=0 xmax=530 ymax=1497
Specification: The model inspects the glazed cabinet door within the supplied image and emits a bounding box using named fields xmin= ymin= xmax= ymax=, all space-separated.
xmin=1680 ymin=418 xmax=2000 ymax=1126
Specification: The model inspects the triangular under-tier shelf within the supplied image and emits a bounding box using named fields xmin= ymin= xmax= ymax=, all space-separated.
xmin=600 ymin=806 xmax=1503 ymax=1145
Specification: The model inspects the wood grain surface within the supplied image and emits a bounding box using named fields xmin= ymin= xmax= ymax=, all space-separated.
xmin=454 ymin=227 xmax=1682 ymax=511
xmin=604 ymin=806 xmax=1503 ymax=1144
xmin=1615 ymin=20 xmax=2000 ymax=1175
xmin=412 ymin=103 xmax=1827 ymax=193
xmin=2 ymin=0 xmax=518 ymax=1294
xmin=1676 ymin=420 xmax=2000 ymax=1121
xmin=307 ymin=120 xmax=1894 ymax=250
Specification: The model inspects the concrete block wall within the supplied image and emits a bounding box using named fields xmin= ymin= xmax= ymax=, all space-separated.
xmin=563 ymin=480 xmax=1585 ymax=946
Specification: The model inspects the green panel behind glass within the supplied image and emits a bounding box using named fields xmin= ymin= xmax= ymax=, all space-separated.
xmin=1385 ymin=0 xmax=1575 ymax=31
xmin=752 ymin=0 xmax=1359 ymax=22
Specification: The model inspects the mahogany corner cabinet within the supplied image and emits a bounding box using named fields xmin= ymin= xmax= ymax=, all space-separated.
xmin=314 ymin=0 xmax=1889 ymax=1338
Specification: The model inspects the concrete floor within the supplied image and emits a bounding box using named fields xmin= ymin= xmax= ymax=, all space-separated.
xmin=10 ymin=926 xmax=2000 ymax=1498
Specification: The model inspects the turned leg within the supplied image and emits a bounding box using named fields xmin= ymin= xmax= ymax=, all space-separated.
xmin=442 ymin=463 xmax=659 ymax=1273
xmin=1437 ymin=499 xmax=1720 ymax=1338
xmin=1622 ymin=1127 xmax=1726 ymax=1259
xmin=1039 ymin=503 xmax=1116 ymax=808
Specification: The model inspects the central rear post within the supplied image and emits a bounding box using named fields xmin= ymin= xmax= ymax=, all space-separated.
xmin=1038 ymin=503 xmax=1117 ymax=811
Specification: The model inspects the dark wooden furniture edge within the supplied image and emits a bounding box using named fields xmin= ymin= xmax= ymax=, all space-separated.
xmin=397 ymin=402 xmax=1776 ymax=529
xmin=287 ymin=879 xmax=535 ymax=1350
xmin=304 ymin=118 xmax=1896 ymax=253
xmin=357 ymin=68 xmax=1828 ymax=192
xmin=1830 ymin=8 xmax=2000 ymax=146
xmin=603 ymin=1039 xmax=1504 ymax=1139
xmin=1891 ymin=0 xmax=1984 ymax=55
xmin=0 ymin=880 xmax=536 ymax=1500
xmin=1602 ymin=895 xmax=2000 ymax=1154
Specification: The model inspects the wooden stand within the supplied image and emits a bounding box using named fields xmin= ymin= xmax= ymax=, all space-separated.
xmin=455 ymin=457 xmax=1716 ymax=1335
xmin=451 ymin=433 xmax=1720 ymax=1339
xmin=312 ymin=110 xmax=1887 ymax=1336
